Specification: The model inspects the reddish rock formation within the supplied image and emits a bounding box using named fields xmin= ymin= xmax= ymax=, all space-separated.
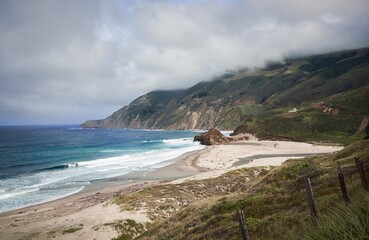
xmin=194 ymin=129 xmax=230 ymax=145
xmin=194 ymin=128 xmax=249 ymax=145
xmin=230 ymin=124 xmax=249 ymax=136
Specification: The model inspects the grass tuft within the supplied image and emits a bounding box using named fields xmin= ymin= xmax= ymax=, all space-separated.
xmin=62 ymin=224 xmax=83 ymax=234
xmin=105 ymin=219 xmax=146 ymax=240
xmin=288 ymin=191 xmax=369 ymax=240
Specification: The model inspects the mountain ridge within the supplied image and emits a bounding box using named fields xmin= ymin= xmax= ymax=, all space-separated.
xmin=81 ymin=47 xmax=369 ymax=142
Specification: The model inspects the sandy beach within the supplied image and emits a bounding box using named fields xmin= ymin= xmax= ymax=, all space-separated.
xmin=0 ymin=137 xmax=343 ymax=240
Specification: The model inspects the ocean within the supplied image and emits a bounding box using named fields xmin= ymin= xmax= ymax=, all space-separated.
xmin=0 ymin=125 xmax=205 ymax=213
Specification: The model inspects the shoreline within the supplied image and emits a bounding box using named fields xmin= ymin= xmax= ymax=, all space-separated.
xmin=0 ymin=147 xmax=209 ymax=216
xmin=0 ymin=139 xmax=343 ymax=239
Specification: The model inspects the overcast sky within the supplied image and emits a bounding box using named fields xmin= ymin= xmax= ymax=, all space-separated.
xmin=1 ymin=0 xmax=369 ymax=125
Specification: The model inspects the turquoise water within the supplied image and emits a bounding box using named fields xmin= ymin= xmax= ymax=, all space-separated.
xmin=0 ymin=125 xmax=204 ymax=213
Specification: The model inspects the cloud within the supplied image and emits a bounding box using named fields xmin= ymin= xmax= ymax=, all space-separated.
xmin=0 ymin=0 xmax=369 ymax=125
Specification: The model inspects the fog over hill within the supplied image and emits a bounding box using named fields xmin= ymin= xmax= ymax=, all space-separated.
xmin=82 ymin=47 xmax=369 ymax=143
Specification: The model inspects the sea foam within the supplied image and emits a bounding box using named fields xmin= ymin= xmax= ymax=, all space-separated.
xmin=0 ymin=132 xmax=204 ymax=213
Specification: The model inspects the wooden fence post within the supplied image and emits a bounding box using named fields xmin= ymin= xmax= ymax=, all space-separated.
xmin=237 ymin=210 xmax=251 ymax=240
xmin=305 ymin=178 xmax=318 ymax=225
xmin=354 ymin=156 xmax=368 ymax=191
xmin=337 ymin=162 xmax=350 ymax=202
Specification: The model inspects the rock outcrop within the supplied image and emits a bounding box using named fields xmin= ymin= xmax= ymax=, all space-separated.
xmin=194 ymin=129 xmax=249 ymax=145
xmin=313 ymin=102 xmax=344 ymax=114
xmin=356 ymin=117 xmax=369 ymax=134
xmin=227 ymin=134 xmax=249 ymax=142
xmin=194 ymin=129 xmax=230 ymax=145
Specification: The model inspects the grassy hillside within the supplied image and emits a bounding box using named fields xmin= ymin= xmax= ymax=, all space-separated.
xmin=111 ymin=139 xmax=369 ymax=239
xmin=235 ymin=84 xmax=369 ymax=145
xmin=265 ymin=49 xmax=369 ymax=108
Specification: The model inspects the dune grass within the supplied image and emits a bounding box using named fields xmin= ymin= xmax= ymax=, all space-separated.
xmin=62 ymin=224 xmax=84 ymax=234
xmin=288 ymin=191 xmax=369 ymax=240
xmin=111 ymin=139 xmax=369 ymax=239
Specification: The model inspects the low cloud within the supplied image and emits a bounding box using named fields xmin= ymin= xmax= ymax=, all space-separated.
xmin=1 ymin=0 xmax=369 ymax=124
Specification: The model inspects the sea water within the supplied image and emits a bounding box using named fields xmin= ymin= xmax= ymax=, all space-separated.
xmin=0 ymin=125 xmax=204 ymax=213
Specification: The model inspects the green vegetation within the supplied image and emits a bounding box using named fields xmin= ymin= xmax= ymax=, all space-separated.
xmin=288 ymin=191 xmax=369 ymax=239
xmin=242 ymin=110 xmax=364 ymax=144
xmin=233 ymin=84 xmax=369 ymax=144
xmin=16 ymin=224 xmax=84 ymax=239
xmin=228 ymin=49 xmax=369 ymax=144
xmin=114 ymin=168 xmax=263 ymax=221
xmin=62 ymin=224 xmax=84 ymax=234
xmin=113 ymin=139 xmax=369 ymax=239
xmin=105 ymin=219 xmax=146 ymax=240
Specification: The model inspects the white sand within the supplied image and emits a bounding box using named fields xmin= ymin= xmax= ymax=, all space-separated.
xmin=171 ymin=139 xmax=343 ymax=183
xmin=0 ymin=182 xmax=154 ymax=240
xmin=54 ymin=203 xmax=149 ymax=240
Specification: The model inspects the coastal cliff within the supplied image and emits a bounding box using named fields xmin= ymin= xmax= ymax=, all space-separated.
xmin=82 ymin=47 xmax=369 ymax=142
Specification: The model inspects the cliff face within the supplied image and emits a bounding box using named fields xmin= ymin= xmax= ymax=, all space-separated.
xmin=81 ymin=47 xmax=369 ymax=131
xmin=81 ymin=73 xmax=295 ymax=130
xmin=81 ymin=90 xmax=184 ymax=129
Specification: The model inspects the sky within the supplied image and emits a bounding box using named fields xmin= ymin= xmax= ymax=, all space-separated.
xmin=1 ymin=0 xmax=369 ymax=125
